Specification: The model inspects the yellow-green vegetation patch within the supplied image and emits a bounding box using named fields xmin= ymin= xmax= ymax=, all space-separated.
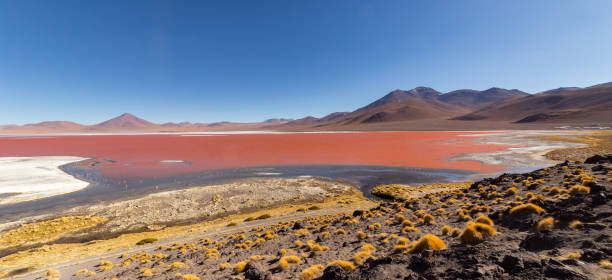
xmin=372 ymin=182 xmax=471 ymax=200
xmin=0 ymin=216 xmax=108 ymax=248
xmin=543 ymin=131 xmax=612 ymax=161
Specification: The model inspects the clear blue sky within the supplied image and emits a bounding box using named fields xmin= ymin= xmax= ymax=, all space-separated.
xmin=1 ymin=0 xmax=611 ymax=125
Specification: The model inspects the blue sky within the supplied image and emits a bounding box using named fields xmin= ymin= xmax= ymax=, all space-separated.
xmin=1 ymin=0 xmax=611 ymax=125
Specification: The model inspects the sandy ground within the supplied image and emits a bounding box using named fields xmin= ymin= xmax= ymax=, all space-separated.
xmin=0 ymin=157 xmax=89 ymax=205
xmin=64 ymin=177 xmax=352 ymax=234
xmin=0 ymin=179 xmax=375 ymax=278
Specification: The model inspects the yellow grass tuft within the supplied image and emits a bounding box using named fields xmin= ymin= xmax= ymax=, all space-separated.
xmin=459 ymin=222 xmax=497 ymax=245
xmin=219 ymin=262 xmax=231 ymax=270
xmin=509 ymin=203 xmax=545 ymax=215
xmin=361 ymin=243 xmax=376 ymax=252
xmin=300 ymin=264 xmax=325 ymax=280
xmin=441 ymin=225 xmax=452 ymax=235
xmin=402 ymin=226 xmax=419 ymax=233
xmin=368 ymin=223 xmax=381 ymax=230
xmin=357 ymin=231 xmax=367 ymax=240
xmin=327 ymin=260 xmax=356 ymax=271
xmin=506 ymin=187 xmax=517 ymax=196
xmin=600 ymin=260 xmax=612 ymax=269
xmin=235 ymin=261 xmax=248 ymax=273
xmin=569 ymin=220 xmax=582 ymax=229
xmin=141 ymin=268 xmax=153 ymax=277
xmin=98 ymin=260 xmax=113 ymax=271
xmin=279 ymin=255 xmax=301 ymax=270
xmin=169 ymin=261 xmax=186 ymax=270
xmin=182 ymin=274 xmax=200 ymax=280
xmin=43 ymin=269 xmax=60 ymax=278
xmin=569 ymin=185 xmax=590 ymax=195
xmin=536 ymin=217 xmax=556 ymax=232
xmin=353 ymin=250 xmax=373 ymax=265
xmin=423 ymin=214 xmax=435 ymax=224
xmin=406 ymin=234 xmax=446 ymax=254
xmin=475 ymin=215 xmax=494 ymax=226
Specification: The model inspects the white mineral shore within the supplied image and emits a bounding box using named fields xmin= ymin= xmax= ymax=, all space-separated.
xmin=0 ymin=156 xmax=89 ymax=205
xmin=456 ymin=130 xmax=587 ymax=174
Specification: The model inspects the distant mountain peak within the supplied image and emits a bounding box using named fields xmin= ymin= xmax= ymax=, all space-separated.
xmin=481 ymin=87 xmax=527 ymax=94
xmin=408 ymin=86 xmax=437 ymax=93
xmin=92 ymin=113 xmax=157 ymax=130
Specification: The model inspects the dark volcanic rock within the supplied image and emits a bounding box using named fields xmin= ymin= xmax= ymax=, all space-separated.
xmin=244 ymin=261 xmax=274 ymax=280
xmin=321 ymin=264 xmax=350 ymax=280
xmin=585 ymin=154 xmax=612 ymax=164
xmin=544 ymin=259 xmax=589 ymax=280
xmin=520 ymin=233 xmax=563 ymax=251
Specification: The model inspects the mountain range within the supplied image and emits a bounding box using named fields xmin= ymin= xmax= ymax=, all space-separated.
xmin=2 ymin=82 xmax=611 ymax=133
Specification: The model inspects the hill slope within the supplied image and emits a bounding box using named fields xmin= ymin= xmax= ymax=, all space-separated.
xmin=454 ymin=85 xmax=612 ymax=124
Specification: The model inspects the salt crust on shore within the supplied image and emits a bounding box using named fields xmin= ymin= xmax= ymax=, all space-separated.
xmin=0 ymin=156 xmax=89 ymax=205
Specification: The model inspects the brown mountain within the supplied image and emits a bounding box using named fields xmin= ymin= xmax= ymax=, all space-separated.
xmin=453 ymin=84 xmax=612 ymax=124
xmin=283 ymin=86 xmax=528 ymax=129
xmin=280 ymin=82 xmax=611 ymax=130
xmin=0 ymin=121 xmax=85 ymax=133
xmin=439 ymin=87 xmax=528 ymax=109
xmin=89 ymin=113 xmax=160 ymax=131
xmin=25 ymin=121 xmax=85 ymax=130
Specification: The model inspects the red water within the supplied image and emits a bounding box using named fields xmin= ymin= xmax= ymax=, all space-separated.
xmin=0 ymin=132 xmax=511 ymax=178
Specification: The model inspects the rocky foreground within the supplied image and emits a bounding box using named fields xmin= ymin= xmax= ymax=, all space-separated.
xmin=40 ymin=155 xmax=611 ymax=280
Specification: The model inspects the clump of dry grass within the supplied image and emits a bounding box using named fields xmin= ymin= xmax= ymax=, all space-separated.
xmin=352 ymin=250 xmax=373 ymax=265
xmin=423 ymin=214 xmax=435 ymax=224
xmin=506 ymin=187 xmax=517 ymax=196
xmin=234 ymin=261 xmax=249 ymax=273
xmin=357 ymin=231 xmax=367 ymax=240
xmin=98 ymin=260 xmax=113 ymax=271
xmin=569 ymin=220 xmax=582 ymax=229
xmin=368 ymin=223 xmax=381 ymax=231
xmin=407 ymin=234 xmax=446 ymax=254
xmin=459 ymin=222 xmax=497 ymax=245
xmin=600 ymin=260 xmax=612 ymax=269
xmin=394 ymin=234 xmax=446 ymax=254
xmin=509 ymin=203 xmax=545 ymax=216
xmin=306 ymin=240 xmax=329 ymax=252
xmin=43 ymin=269 xmax=60 ymax=278
xmin=327 ymin=260 xmax=356 ymax=271
xmin=219 ymin=262 xmax=231 ymax=270
xmin=300 ymin=264 xmax=325 ymax=280
xmin=141 ymin=268 xmax=153 ymax=277
xmin=279 ymin=255 xmax=301 ymax=270
xmin=569 ymin=185 xmax=590 ymax=195
xmin=475 ymin=215 xmax=493 ymax=226
xmin=536 ymin=217 xmax=556 ymax=232
xmin=441 ymin=225 xmax=452 ymax=235
xmin=169 ymin=261 xmax=186 ymax=270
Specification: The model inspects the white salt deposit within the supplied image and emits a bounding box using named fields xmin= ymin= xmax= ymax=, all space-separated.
xmin=0 ymin=156 xmax=89 ymax=204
